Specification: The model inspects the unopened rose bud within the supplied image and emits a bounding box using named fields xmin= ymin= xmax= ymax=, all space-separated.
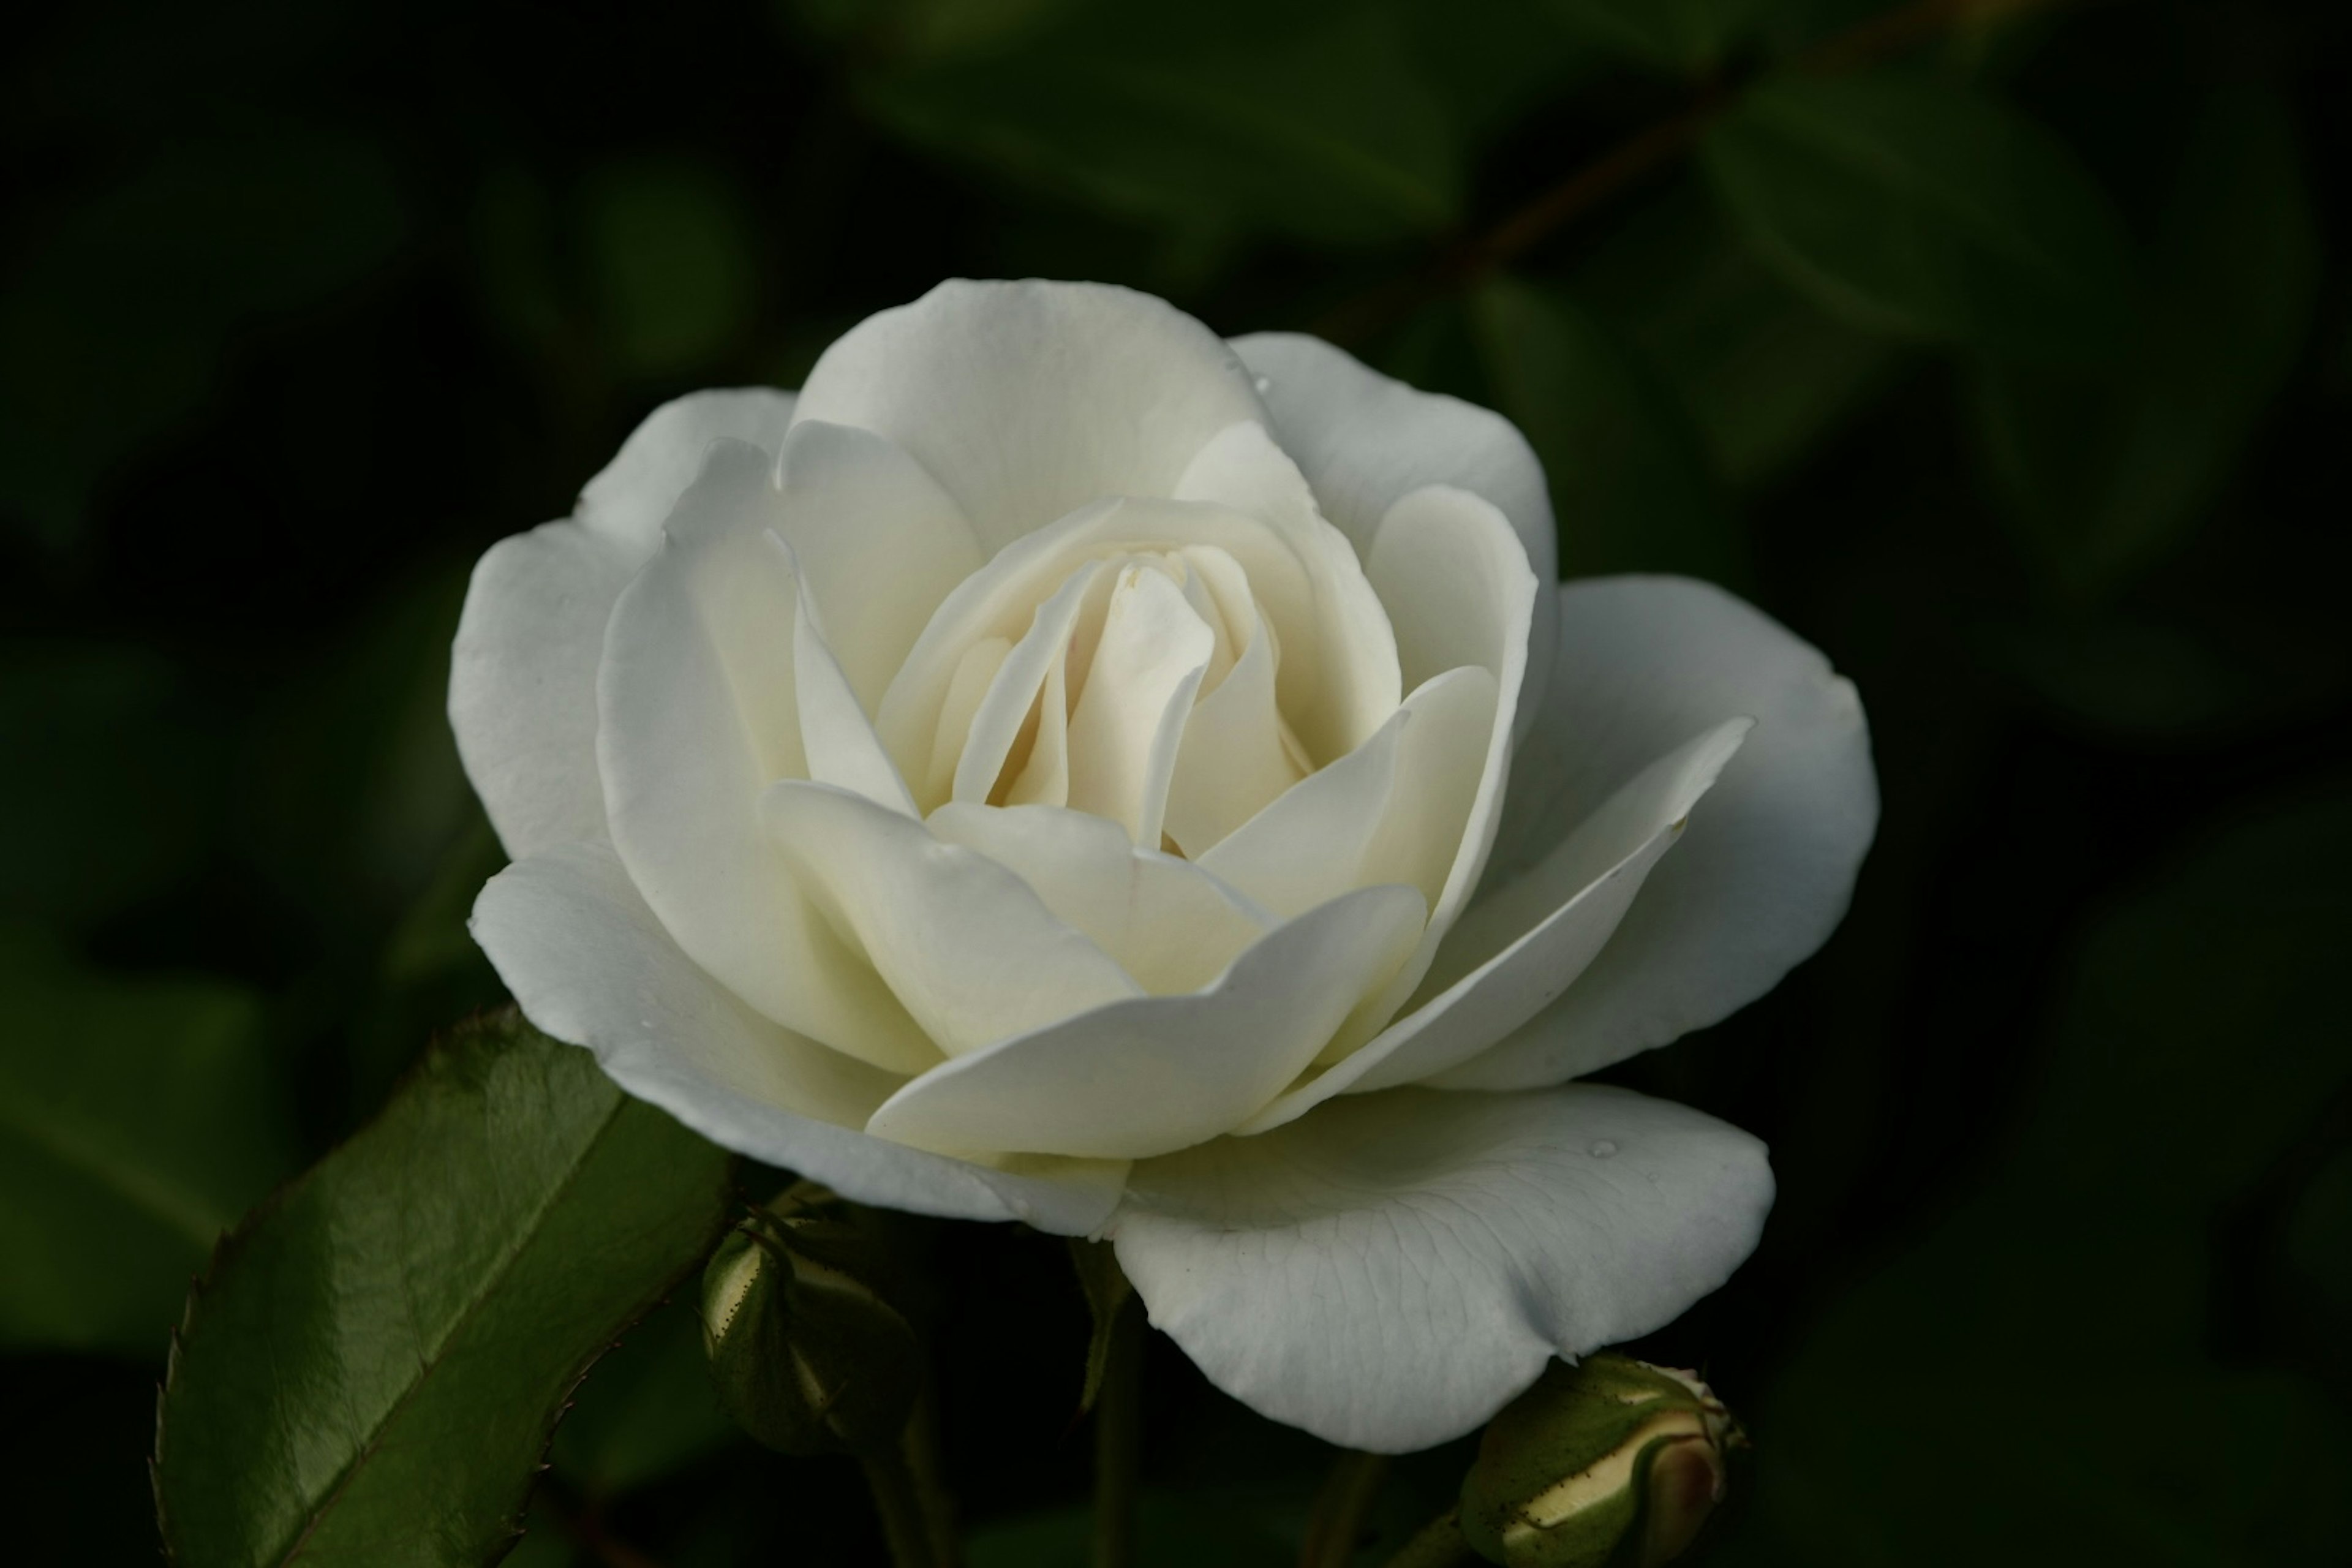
xmin=700 ymin=1182 xmax=921 ymax=1457
xmin=1459 ymin=1356 xmax=1741 ymax=1567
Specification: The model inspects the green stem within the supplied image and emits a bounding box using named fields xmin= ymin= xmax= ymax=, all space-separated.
xmin=1300 ymin=1450 xmax=1392 ymax=1568
xmin=903 ymin=1370 xmax=960 ymax=1568
xmin=861 ymin=1444 xmax=938 ymax=1568
xmin=1378 ymin=1507 xmax=1479 ymax=1568
xmin=1091 ymin=1292 xmax=1144 ymax=1568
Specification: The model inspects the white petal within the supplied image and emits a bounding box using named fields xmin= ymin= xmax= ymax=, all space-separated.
xmin=598 ymin=440 xmax=937 ymax=1074
xmin=787 ymin=539 xmax=919 ymax=816
xmin=928 ymin=803 xmax=1270 ymax=994
xmin=880 ymin=497 xmax=1316 ymax=793
xmin=473 ymin=843 xmax=1124 ymax=1234
xmin=1174 ymin=420 xmax=1401 ymax=762
xmin=1196 ymin=666 xmax=1493 ymax=922
xmin=793 ymin=280 xmax=1265 ymax=552
xmin=1231 ymin=334 xmax=1557 ymax=735
xmin=774 ymin=420 xmax=986 ymax=712
xmin=761 ymin=781 xmax=1143 ymax=1058
xmin=578 ymin=387 xmax=798 ymax=554
xmin=1161 ymin=588 xmax=1305 ymax=857
xmin=1238 ymin=720 xmax=1752 ymax=1131
xmin=864 ymin=884 xmax=1426 ymax=1161
xmin=1350 ymin=486 xmax=1537 ymax=1035
xmin=1065 ymin=565 xmax=1215 ymax=846
xmin=1112 ymin=1084 xmax=1773 ymax=1452
xmin=952 ymin=563 xmax=1102 ymax=811
xmin=450 ymin=519 xmax=637 ymax=859
xmin=1439 ymin=577 xmax=1877 ymax=1090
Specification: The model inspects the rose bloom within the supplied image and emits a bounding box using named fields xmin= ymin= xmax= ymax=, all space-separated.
xmin=454 ymin=281 xmax=1874 ymax=1452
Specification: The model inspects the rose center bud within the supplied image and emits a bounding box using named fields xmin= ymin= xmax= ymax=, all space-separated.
xmin=897 ymin=531 xmax=1311 ymax=857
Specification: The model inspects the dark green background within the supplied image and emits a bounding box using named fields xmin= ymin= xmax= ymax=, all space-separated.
xmin=4 ymin=0 xmax=2348 ymax=1561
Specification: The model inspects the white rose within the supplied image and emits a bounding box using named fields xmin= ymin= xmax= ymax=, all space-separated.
xmin=453 ymin=279 xmax=1875 ymax=1452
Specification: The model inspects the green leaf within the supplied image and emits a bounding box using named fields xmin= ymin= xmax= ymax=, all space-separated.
xmin=153 ymin=1011 xmax=735 ymax=1568
xmin=856 ymin=1 xmax=1460 ymax=248
xmin=1970 ymin=88 xmax=2319 ymax=595
xmin=1469 ymin=277 xmax=1746 ymax=583
xmin=1715 ymin=790 xmax=2352 ymax=1566
xmin=1575 ymin=182 xmax=1901 ymax=490
xmin=0 ymin=935 xmax=291 ymax=1357
xmin=0 ymin=137 xmax=405 ymax=551
xmin=1698 ymin=70 xmax=2136 ymax=365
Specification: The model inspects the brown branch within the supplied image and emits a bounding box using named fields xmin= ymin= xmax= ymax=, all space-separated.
xmin=1311 ymin=0 xmax=2073 ymax=345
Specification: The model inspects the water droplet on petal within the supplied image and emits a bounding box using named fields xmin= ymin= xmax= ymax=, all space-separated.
xmin=1252 ymin=374 xmax=1273 ymax=394
xmin=1589 ymin=1140 xmax=1618 ymax=1158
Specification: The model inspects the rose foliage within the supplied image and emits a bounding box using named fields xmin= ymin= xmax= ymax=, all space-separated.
xmin=452 ymin=279 xmax=1877 ymax=1452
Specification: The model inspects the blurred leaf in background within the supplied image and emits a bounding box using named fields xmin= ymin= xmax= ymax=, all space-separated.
xmin=1972 ymin=86 xmax=2320 ymax=598
xmin=0 ymin=933 xmax=292 ymax=1357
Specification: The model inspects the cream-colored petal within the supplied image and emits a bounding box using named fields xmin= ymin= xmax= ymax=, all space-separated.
xmin=1174 ymin=420 xmax=1401 ymax=763
xmin=1065 ymin=565 xmax=1215 ymax=846
xmin=951 ymin=562 xmax=1102 ymax=811
xmin=578 ymin=388 xmax=798 ymax=554
xmin=772 ymin=420 xmax=986 ymax=712
xmin=1237 ymin=720 xmax=1752 ymax=1132
xmin=863 ymin=883 xmax=1425 ymax=1161
xmin=762 ymin=781 xmax=1143 ymax=1058
xmin=792 ymin=279 xmax=1265 ymax=552
xmin=597 ymin=440 xmax=937 ymax=1075
xmin=878 ymin=498 xmax=1315 ymax=787
xmin=473 ymin=843 xmax=1123 ymax=1234
xmin=927 ymin=804 xmax=1270 ymax=994
xmin=786 ymin=539 xmax=919 ymax=816
xmin=926 ymin=637 xmax=1009 ymax=806
xmin=1161 ymin=594 xmax=1306 ymax=858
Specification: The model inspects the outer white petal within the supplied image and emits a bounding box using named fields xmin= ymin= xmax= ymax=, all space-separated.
xmin=1231 ymin=333 xmax=1557 ymax=736
xmin=1351 ymin=486 xmax=1537 ymax=1034
xmin=450 ymin=520 xmax=639 ymax=858
xmin=773 ymin=420 xmax=986 ymax=712
xmin=451 ymin=388 xmax=799 ymax=859
xmin=472 ymin=843 xmax=1125 ymax=1234
xmin=1111 ymin=1084 xmax=1773 ymax=1452
xmin=1236 ymin=720 xmax=1752 ymax=1132
xmin=761 ymin=781 xmax=1143 ymax=1058
xmin=1439 ymin=577 xmax=1876 ymax=1090
xmin=598 ymin=440 xmax=936 ymax=1074
xmin=927 ymin=804 xmax=1269 ymax=995
xmin=864 ymin=884 xmax=1426 ymax=1161
xmin=578 ymin=387 xmax=799 ymax=554
xmin=793 ymin=280 xmax=1265 ymax=552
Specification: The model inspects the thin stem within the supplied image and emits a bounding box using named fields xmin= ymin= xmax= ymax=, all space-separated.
xmin=903 ymin=1369 xmax=961 ymax=1568
xmin=1376 ymin=1507 xmax=1479 ymax=1568
xmin=1300 ymin=1450 xmax=1392 ymax=1568
xmin=862 ymin=1443 xmax=940 ymax=1568
xmin=1090 ymin=1292 xmax=1145 ymax=1568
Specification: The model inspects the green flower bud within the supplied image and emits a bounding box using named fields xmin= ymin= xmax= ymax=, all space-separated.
xmin=1459 ymin=1356 xmax=1741 ymax=1568
xmin=699 ymin=1182 xmax=921 ymax=1457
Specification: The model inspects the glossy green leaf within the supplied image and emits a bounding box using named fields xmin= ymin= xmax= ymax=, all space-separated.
xmin=1577 ymin=182 xmax=1901 ymax=489
xmin=0 ymin=935 xmax=291 ymax=1357
xmin=1972 ymin=88 xmax=2319 ymax=595
xmin=154 ymin=1011 xmax=735 ymax=1568
xmin=1714 ymin=790 xmax=2352 ymax=1566
xmin=856 ymin=1 xmax=1460 ymax=247
xmin=1470 ymin=277 xmax=1746 ymax=583
xmin=1699 ymin=70 xmax=2136 ymax=364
